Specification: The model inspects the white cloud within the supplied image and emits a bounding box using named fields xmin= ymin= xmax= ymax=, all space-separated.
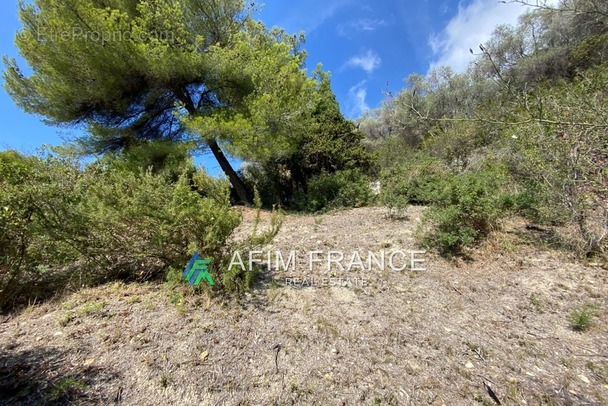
xmin=429 ymin=0 xmax=558 ymax=72
xmin=337 ymin=18 xmax=388 ymax=37
xmin=343 ymin=49 xmax=382 ymax=74
xmin=346 ymin=81 xmax=370 ymax=117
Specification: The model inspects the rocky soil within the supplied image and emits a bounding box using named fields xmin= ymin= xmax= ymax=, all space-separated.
xmin=1 ymin=206 xmax=607 ymax=405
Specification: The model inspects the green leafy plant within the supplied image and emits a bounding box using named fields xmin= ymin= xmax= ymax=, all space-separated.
xmin=507 ymin=66 xmax=608 ymax=255
xmin=294 ymin=169 xmax=373 ymax=213
xmin=571 ymin=304 xmax=596 ymax=332
xmin=46 ymin=377 xmax=88 ymax=402
xmin=421 ymin=166 xmax=513 ymax=256
xmin=380 ymin=155 xmax=451 ymax=219
xmin=0 ymin=150 xmax=245 ymax=309
xmin=220 ymin=189 xmax=283 ymax=293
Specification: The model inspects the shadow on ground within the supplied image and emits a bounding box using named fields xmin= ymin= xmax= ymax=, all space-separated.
xmin=0 ymin=346 xmax=119 ymax=406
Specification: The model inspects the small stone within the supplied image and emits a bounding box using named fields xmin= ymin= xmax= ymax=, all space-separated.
xmin=407 ymin=361 xmax=421 ymax=374
xmin=53 ymin=332 xmax=64 ymax=337
xmin=200 ymin=350 xmax=209 ymax=362
xmin=578 ymin=375 xmax=590 ymax=384
xmin=465 ymin=361 xmax=475 ymax=369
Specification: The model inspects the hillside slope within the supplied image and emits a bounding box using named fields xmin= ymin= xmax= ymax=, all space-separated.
xmin=1 ymin=207 xmax=607 ymax=405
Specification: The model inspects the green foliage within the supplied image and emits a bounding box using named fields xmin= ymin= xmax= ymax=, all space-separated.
xmin=220 ymin=192 xmax=283 ymax=293
xmin=182 ymin=27 xmax=316 ymax=163
xmin=571 ymin=32 xmax=608 ymax=70
xmin=361 ymin=2 xmax=608 ymax=257
xmin=46 ymin=377 xmax=88 ymax=403
xmin=473 ymin=1 xmax=607 ymax=87
xmin=2 ymin=0 xmax=320 ymax=204
xmin=379 ymin=186 xmax=409 ymax=219
xmin=506 ymin=65 xmax=608 ymax=254
xmin=421 ymin=166 xmax=513 ymax=256
xmin=294 ymin=169 xmax=373 ymax=213
xmin=380 ymin=155 xmax=451 ymax=208
xmin=3 ymin=0 xmax=253 ymax=136
xmin=242 ymin=72 xmax=378 ymax=209
xmin=570 ymin=304 xmax=597 ymax=332
xmin=299 ymin=71 xmax=378 ymax=177
xmin=0 ymin=150 xmax=244 ymax=309
xmin=117 ymin=140 xmax=195 ymax=181
xmin=510 ymin=188 xmax=557 ymax=225
xmin=359 ymin=67 xmax=499 ymax=152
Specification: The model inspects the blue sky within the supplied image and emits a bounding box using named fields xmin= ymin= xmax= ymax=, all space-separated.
xmin=0 ymin=0 xmax=534 ymax=174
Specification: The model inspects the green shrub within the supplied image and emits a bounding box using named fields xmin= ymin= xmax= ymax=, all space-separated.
xmin=505 ymin=67 xmax=608 ymax=255
xmin=379 ymin=185 xmax=409 ymax=219
xmin=570 ymin=305 xmax=596 ymax=332
xmin=0 ymin=150 xmax=245 ymax=309
xmin=46 ymin=377 xmax=88 ymax=403
xmin=219 ymin=189 xmax=283 ymax=293
xmin=421 ymin=166 xmax=513 ymax=256
xmin=294 ymin=169 xmax=373 ymax=212
xmin=240 ymin=161 xmax=291 ymax=208
xmin=114 ymin=139 xmax=195 ymax=182
xmin=380 ymin=156 xmax=451 ymax=207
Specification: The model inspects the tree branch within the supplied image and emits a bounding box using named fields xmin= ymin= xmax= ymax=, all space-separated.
xmin=505 ymin=0 xmax=608 ymax=19
xmin=408 ymin=100 xmax=608 ymax=130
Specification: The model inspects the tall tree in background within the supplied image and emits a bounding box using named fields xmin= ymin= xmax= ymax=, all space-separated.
xmin=241 ymin=70 xmax=377 ymax=206
xmin=3 ymin=0 xmax=314 ymax=204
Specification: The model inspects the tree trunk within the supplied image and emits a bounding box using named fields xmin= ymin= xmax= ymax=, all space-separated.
xmin=207 ymin=139 xmax=252 ymax=205
xmin=177 ymin=95 xmax=252 ymax=205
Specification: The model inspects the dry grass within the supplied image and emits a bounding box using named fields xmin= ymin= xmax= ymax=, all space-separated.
xmin=1 ymin=207 xmax=607 ymax=405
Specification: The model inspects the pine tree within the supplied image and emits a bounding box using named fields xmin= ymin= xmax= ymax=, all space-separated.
xmin=4 ymin=0 xmax=314 ymax=204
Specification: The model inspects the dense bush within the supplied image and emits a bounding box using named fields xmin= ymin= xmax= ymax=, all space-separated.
xmin=241 ymin=73 xmax=378 ymax=210
xmin=380 ymin=155 xmax=451 ymax=207
xmin=505 ymin=66 xmax=608 ymax=255
xmin=114 ymin=140 xmax=195 ymax=182
xmin=0 ymin=151 xmax=245 ymax=309
xmin=294 ymin=169 xmax=374 ymax=213
xmin=421 ymin=166 xmax=513 ymax=256
xmin=360 ymin=2 xmax=608 ymax=258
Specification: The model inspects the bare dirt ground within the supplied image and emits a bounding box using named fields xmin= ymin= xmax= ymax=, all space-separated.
xmin=1 ymin=206 xmax=607 ymax=405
